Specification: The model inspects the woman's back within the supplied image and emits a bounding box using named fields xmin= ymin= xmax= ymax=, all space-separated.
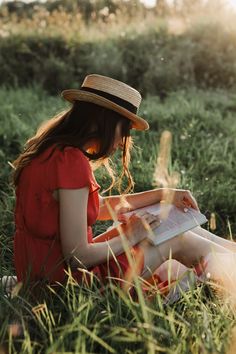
xmin=14 ymin=146 xmax=100 ymax=283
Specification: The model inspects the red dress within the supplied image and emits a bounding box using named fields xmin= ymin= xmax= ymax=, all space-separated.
xmin=14 ymin=146 xmax=144 ymax=286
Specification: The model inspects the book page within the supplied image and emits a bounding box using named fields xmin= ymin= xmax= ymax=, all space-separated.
xmin=125 ymin=203 xmax=208 ymax=246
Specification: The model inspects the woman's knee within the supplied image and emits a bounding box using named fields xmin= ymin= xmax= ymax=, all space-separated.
xmin=137 ymin=231 xmax=200 ymax=276
xmin=178 ymin=230 xmax=206 ymax=248
xmin=158 ymin=232 xmax=186 ymax=257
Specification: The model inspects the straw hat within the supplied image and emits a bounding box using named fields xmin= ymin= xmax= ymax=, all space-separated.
xmin=61 ymin=74 xmax=149 ymax=131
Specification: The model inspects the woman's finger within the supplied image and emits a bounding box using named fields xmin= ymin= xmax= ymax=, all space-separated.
xmin=133 ymin=211 xmax=157 ymax=221
xmin=135 ymin=211 xmax=151 ymax=217
xmin=117 ymin=213 xmax=129 ymax=224
xmin=184 ymin=193 xmax=199 ymax=211
xmin=141 ymin=213 xmax=160 ymax=226
xmin=150 ymin=219 xmax=161 ymax=230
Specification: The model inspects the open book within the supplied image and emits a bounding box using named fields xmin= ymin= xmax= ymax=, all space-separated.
xmin=94 ymin=202 xmax=208 ymax=246
xmin=124 ymin=203 xmax=208 ymax=246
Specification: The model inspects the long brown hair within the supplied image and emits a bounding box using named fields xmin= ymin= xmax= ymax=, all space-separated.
xmin=13 ymin=101 xmax=134 ymax=193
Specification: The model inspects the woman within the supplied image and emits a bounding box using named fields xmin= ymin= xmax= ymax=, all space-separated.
xmin=13 ymin=74 xmax=236 ymax=292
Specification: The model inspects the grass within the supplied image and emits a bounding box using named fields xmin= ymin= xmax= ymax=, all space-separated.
xmin=0 ymin=86 xmax=236 ymax=353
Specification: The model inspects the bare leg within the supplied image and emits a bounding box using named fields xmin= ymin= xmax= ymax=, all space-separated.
xmin=138 ymin=230 xmax=233 ymax=279
xmin=191 ymin=226 xmax=236 ymax=252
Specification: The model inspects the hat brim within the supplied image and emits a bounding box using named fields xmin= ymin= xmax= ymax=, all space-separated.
xmin=61 ymin=89 xmax=149 ymax=131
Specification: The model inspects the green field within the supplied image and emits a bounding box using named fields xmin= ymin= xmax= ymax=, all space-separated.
xmin=0 ymin=86 xmax=235 ymax=353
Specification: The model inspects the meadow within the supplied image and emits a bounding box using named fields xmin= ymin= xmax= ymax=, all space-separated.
xmin=1 ymin=0 xmax=236 ymax=352
xmin=0 ymin=85 xmax=235 ymax=353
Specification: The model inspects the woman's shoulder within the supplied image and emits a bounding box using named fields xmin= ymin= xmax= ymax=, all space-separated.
xmin=44 ymin=145 xmax=96 ymax=190
xmin=43 ymin=145 xmax=89 ymax=166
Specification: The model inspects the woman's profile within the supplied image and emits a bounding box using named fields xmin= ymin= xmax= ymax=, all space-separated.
xmin=12 ymin=74 xmax=236 ymax=294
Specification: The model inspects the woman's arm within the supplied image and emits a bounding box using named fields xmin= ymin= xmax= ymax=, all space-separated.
xmin=98 ymin=188 xmax=199 ymax=220
xmin=98 ymin=188 xmax=165 ymax=220
xmin=59 ymin=188 xmax=158 ymax=269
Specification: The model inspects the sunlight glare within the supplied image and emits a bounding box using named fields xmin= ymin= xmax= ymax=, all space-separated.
xmin=141 ymin=0 xmax=236 ymax=9
xmin=227 ymin=0 xmax=236 ymax=8
xmin=140 ymin=0 xmax=156 ymax=8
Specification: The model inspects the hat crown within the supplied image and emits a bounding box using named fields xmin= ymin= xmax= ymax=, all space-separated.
xmin=61 ymin=74 xmax=149 ymax=130
xmin=82 ymin=74 xmax=142 ymax=108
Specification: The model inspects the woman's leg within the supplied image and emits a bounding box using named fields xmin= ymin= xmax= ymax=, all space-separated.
xmin=138 ymin=230 xmax=233 ymax=279
xmin=146 ymin=227 xmax=236 ymax=283
xmin=191 ymin=226 xmax=236 ymax=252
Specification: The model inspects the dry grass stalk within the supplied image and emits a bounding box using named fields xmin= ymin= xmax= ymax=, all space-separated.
xmin=103 ymin=197 xmax=145 ymax=290
xmin=153 ymin=130 xmax=180 ymax=220
xmin=153 ymin=130 xmax=172 ymax=189
xmin=227 ymin=326 xmax=236 ymax=354
xmin=210 ymin=212 xmax=216 ymax=231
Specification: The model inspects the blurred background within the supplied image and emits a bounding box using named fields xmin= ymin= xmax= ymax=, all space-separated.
xmin=1 ymin=0 xmax=236 ymax=94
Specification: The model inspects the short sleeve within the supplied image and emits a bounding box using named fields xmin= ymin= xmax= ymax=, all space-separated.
xmin=48 ymin=147 xmax=100 ymax=193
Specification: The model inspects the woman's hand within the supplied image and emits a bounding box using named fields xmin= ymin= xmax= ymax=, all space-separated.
xmin=166 ymin=188 xmax=199 ymax=212
xmin=123 ymin=211 xmax=161 ymax=245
